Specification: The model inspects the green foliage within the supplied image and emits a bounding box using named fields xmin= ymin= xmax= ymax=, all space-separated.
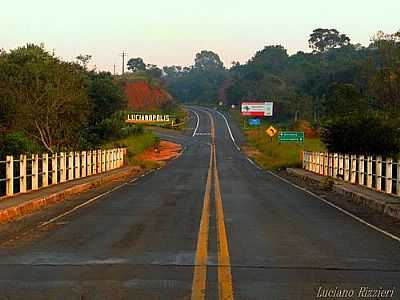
xmin=0 ymin=44 xmax=90 ymax=152
xmin=321 ymin=112 xmax=400 ymax=156
xmin=323 ymin=83 xmax=367 ymax=117
xmin=367 ymin=31 xmax=400 ymax=113
xmin=76 ymin=54 xmax=92 ymax=69
xmin=86 ymin=71 xmax=127 ymax=125
xmin=245 ymin=132 xmax=325 ymax=170
xmin=126 ymin=57 xmax=162 ymax=79
xmin=127 ymin=57 xmax=146 ymax=72
xmin=308 ymin=28 xmax=351 ymax=53
xmin=194 ymin=50 xmax=224 ymax=70
xmin=0 ymin=44 xmax=133 ymax=153
xmin=102 ymin=130 xmax=158 ymax=165
xmin=0 ymin=131 xmax=42 ymax=157
xmin=163 ymin=50 xmax=227 ymax=103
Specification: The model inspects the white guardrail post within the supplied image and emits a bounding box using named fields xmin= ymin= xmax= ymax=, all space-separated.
xmin=376 ymin=156 xmax=382 ymax=191
xmin=106 ymin=150 xmax=110 ymax=171
xmin=68 ymin=152 xmax=73 ymax=180
xmin=358 ymin=155 xmax=364 ymax=185
xmin=367 ymin=156 xmax=373 ymax=188
xmin=52 ymin=153 xmax=58 ymax=184
xmin=82 ymin=151 xmax=87 ymax=178
xmin=42 ymin=153 xmax=49 ymax=188
xmin=60 ymin=152 xmax=66 ymax=183
xmin=32 ymin=154 xmax=39 ymax=190
xmin=312 ymin=152 xmax=317 ymax=173
xmin=333 ymin=153 xmax=338 ymax=178
xmin=96 ymin=150 xmax=101 ymax=174
xmin=350 ymin=155 xmax=356 ymax=183
xmin=338 ymin=154 xmax=343 ymax=178
xmin=20 ymin=154 xmax=27 ymax=193
xmin=344 ymin=154 xmax=350 ymax=181
xmin=102 ymin=150 xmax=106 ymax=172
xmin=75 ymin=152 xmax=80 ymax=179
xmin=1 ymin=148 xmax=124 ymax=197
xmin=386 ymin=157 xmax=393 ymax=194
xmin=87 ymin=151 xmax=92 ymax=176
xmin=6 ymin=155 xmax=13 ymax=196
xmin=320 ymin=153 xmax=323 ymax=175
xmin=300 ymin=151 xmax=400 ymax=197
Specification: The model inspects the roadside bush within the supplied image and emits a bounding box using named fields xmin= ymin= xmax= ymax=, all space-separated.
xmin=321 ymin=112 xmax=400 ymax=156
xmin=0 ymin=131 xmax=42 ymax=157
xmin=290 ymin=120 xmax=319 ymax=138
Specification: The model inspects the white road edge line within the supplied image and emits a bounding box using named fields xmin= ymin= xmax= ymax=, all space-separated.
xmin=38 ymin=145 xmax=188 ymax=228
xmin=246 ymin=157 xmax=261 ymax=170
xmin=267 ymin=170 xmax=400 ymax=243
xmin=39 ymin=172 xmax=152 ymax=228
xmin=214 ymin=110 xmax=235 ymax=142
xmin=208 ymin=109 xmax=241 ymax=151
xmin=188 ymin=109 xmax=200 ymax=137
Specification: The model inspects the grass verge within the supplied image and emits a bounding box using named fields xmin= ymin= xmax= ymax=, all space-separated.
xmin=229 ymin=109 xmax=325 ymax=170
xmin=102 ymin=130 xmax=160 ymax=169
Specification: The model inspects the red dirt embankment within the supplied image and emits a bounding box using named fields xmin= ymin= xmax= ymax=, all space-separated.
xmin=136 ymin=141 xmax=182 ymax=162
xmin=125 ymin=81 xmax=172 ymax=111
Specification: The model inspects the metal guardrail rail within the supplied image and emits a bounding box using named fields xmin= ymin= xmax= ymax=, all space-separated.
xmin=302 ymin=151 xmax=400 ymax=196
xmin=0 ymin=148 xmax=126 ymax=198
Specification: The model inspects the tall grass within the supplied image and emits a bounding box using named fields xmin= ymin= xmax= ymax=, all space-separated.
xmin=102 ymin=130 xmax=159 ymax=165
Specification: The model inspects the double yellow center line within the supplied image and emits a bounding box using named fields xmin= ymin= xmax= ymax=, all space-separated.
xmin=191 ymin=111 xmax=234 ymax=300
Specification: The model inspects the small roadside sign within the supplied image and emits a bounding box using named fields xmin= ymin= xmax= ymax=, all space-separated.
xmin=278 ymin=131 xmax=304 ymax=142
xmin=248 ymin=118 xmax=261 ymax=126
xmin=266 ymin=126 xmax=278 ymax=137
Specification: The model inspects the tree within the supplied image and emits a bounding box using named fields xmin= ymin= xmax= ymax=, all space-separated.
xmin=309 ymin=28 xmax=351 ymax=53
xmin=146 ymin=64 xmax=162 ymax=79
xmin=323 ymin=83 xmax=367 ymax=118
xmin=76 ymin=54 xmax=92 ymax=69
xmin=0 ymin=44 xmax=90 ymax=152
xmin=127 ymin=57 xmax=146 ymax=72
xmin=321 ymin=112 xmax=400 ymax=156
xmin=249 ymin=45 xmax=289 ymax=74
xmin=367 ymin=30 xmax=400 ymax=113
xmin=86 ymin=71 xmax=127 ymax=125
xmin=194 ymin=50 xmax=224 ymax=70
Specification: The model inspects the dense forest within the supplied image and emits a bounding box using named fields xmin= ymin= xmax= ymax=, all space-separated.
xmin=162 ymin=29 xmax=399 ymax=121
xmin=160 ymin=28 xmax=400 ymax=155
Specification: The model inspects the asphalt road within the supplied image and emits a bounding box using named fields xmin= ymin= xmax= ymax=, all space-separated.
xmin=0 ymin=106 xmax=399 ymax=300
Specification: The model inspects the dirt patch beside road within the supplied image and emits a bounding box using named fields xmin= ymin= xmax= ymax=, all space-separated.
xmin=136 ymin=140 xmax=182 ymax=163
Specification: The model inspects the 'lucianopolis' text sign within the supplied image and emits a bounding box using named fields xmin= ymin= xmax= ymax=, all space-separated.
xmin=126 ymin=113 xmax=170 ymax=124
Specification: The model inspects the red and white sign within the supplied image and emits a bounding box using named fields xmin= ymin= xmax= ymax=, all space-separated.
xmin=241 ymin=102 xmax=273 ymax=117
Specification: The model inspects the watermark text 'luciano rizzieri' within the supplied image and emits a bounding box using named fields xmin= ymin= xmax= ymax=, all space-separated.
xmin=316 ymin=286 xmax=395 ymax=298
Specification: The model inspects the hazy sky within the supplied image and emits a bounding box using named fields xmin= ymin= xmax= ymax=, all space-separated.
xmin=1 ymin=0 xmax=399 ymax=72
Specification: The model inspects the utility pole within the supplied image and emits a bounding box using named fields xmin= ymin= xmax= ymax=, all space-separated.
xmin=113 ymin=64 xmax=116 ymax=76
xmin=121 ymin=51 xmax=127 ymax=75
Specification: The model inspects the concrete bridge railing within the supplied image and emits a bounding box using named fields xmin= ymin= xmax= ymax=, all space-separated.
xmin=0 ymin=148 xmax=126 ymax=197
xmin=302 ymin=151 xmax=400 ymax=197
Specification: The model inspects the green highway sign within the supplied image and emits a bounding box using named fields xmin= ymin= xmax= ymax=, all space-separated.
xmin=278 ymin=131 xmax=304 ymax=142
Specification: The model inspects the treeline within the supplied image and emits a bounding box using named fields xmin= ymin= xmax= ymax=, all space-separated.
xmin=0 ymin=44 xmax=131 ymax=156
xmin=161 ymin=29 xmax=400 ymax=155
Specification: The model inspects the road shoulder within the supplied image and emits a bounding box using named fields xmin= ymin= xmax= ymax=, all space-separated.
xmin=0 ymin=140 xmax=183 ymax=224
xmin=275 ymin=168 xmax=400 ymax=240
